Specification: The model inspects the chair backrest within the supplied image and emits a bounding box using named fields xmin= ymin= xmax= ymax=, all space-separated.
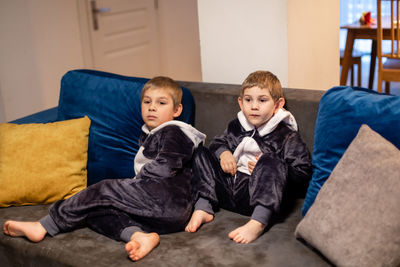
xmin=377 ymin=0 xmax=400 ymax=59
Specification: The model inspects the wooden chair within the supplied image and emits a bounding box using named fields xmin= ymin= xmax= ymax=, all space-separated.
xmin=377 ymin=0 xmax=400 ymax=93
xmin=340 ymin=49 xmax=362 ymax=87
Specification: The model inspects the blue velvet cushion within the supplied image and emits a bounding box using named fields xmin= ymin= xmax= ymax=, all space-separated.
xmin=11 ymin=107 xmax=58 ymax=124
xmin=302 ymin=86 xmax=400 ymax=216
xmin=57 ymin=69 xmax=195 ymax=185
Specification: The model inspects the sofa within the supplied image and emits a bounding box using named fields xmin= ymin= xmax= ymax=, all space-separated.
xmin=0 ymin=69 xmax=339 ymax=266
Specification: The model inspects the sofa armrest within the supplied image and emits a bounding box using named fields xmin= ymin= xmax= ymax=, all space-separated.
xmin=10 ymin=107 xmax=58 ymax=124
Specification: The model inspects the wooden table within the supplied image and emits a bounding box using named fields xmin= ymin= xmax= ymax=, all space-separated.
xmin=341 ymin=21 xmax=391 ymax=88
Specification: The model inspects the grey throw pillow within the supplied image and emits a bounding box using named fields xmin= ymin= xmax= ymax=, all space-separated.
xmin=295 ymin=124 xmax=400 ymax=267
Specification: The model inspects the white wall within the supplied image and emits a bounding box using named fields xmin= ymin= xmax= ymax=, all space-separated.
xmin=197 ymin=0 xmax=289 ymax=86
xmin=0 ymin=0 xmax=85 ymax=123
xmin=0 ymin=0 xmax=339 ymax=123
xmin=197 ymin=0 xmax=340 ymax=90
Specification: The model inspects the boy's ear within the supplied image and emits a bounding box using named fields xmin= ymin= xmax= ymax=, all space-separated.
xmin=173 ymin=104 xmax=183 ymax=118
xmin=274 ymin=98 xmax=285 ymax=113
xmin=238 ymin=97 xmax=244 ymax=111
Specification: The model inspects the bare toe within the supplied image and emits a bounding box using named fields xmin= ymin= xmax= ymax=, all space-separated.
xmin=228 ymin=220 xmax=266 ymax=244
xmin=185 ymin=210 xmax=214 ymax=233
xmin=3 ymin=221 xmax=46 ymax=242
xmin=125 ymin=232 xmax=159 ymax=261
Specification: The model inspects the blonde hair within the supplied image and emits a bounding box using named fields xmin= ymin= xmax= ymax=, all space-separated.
xmin=241 ymin=71 xmax=283 ymax=102
xmin=141 ymin=76 xmax=182 ymax=108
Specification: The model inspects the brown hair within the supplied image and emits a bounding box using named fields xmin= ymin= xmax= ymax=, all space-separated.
xmin=240 ymin=71 xmax=283 ymax=102
xmin=141 ymin=76 xmax=182 ymax=108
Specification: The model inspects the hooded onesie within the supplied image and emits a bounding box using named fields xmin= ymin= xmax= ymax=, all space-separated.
xmin=204 ymin=109 xmax=312 ymax=225
xmin=39 ymin=121 xmax=216 ymax=242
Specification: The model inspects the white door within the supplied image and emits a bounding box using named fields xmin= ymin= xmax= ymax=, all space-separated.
xmin=83 ymin=0 xmax=160 ymax=77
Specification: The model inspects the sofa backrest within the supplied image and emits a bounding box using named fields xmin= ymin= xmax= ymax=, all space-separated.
xmin=178 ymin=80 xmax=325 ymax=153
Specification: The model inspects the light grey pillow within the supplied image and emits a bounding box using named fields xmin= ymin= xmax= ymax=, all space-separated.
xmin=295 ymin=124 xmax=400 ymax=267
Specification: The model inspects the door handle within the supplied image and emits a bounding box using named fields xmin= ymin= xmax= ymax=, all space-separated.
xmin=90 ymin=0 xmax=110 ymax=31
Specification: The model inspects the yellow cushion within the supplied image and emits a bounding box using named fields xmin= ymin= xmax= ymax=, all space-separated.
xmin=0 ymin=116 xmax=91 ymax=207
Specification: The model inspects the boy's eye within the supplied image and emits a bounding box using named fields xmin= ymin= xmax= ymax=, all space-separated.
xmin=143 ymin=100 xmax=151 ymax=104
xmin=244 ymin=97 xmax=251 ymax=102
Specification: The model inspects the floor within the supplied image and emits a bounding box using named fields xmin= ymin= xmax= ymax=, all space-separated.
xmin=343 ymin=55 xmax=400 ymax=96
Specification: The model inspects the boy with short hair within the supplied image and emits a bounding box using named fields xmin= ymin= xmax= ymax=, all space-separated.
xmin=187 ymin=71 xmax=312 ymax=243
xmin=3 ymin=76 xmax=216 ymax=261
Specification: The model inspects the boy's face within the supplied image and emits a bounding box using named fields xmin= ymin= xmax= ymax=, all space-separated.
xmin=238 ymin=86 xmax=284 ymax=128
xmin=141 ymin=87 xmax=182 ymax=131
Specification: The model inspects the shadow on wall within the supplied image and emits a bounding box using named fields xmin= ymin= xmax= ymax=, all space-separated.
xmin=0 ymin=83 xmax=5 ymax=123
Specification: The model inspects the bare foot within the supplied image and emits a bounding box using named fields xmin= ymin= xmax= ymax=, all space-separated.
xmin=228 ymin=219 xmax=266 ymax=244
xmin=185 ymin=210 xmax=214 ymax=233
xmin=125 ymin=231 xmax=160 ymax=261
xmin=3 ymin=220 xmax=47 ymax=243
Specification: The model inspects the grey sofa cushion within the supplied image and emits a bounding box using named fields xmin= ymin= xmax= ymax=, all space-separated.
xmin=295 ymin=125 xmax=400 ymax=267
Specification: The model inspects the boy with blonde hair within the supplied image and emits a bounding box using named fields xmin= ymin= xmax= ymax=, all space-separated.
xmin=186 ymin=71 xmax=312 ymax=243
xmin=4 ymin=76 xmax=216 ymax=261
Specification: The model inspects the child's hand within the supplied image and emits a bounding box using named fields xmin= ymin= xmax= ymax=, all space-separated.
xmin=220 ymin=151 xmax=237 ymax=176
xmin=248 ymin=156 xmax=259 ymax=174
